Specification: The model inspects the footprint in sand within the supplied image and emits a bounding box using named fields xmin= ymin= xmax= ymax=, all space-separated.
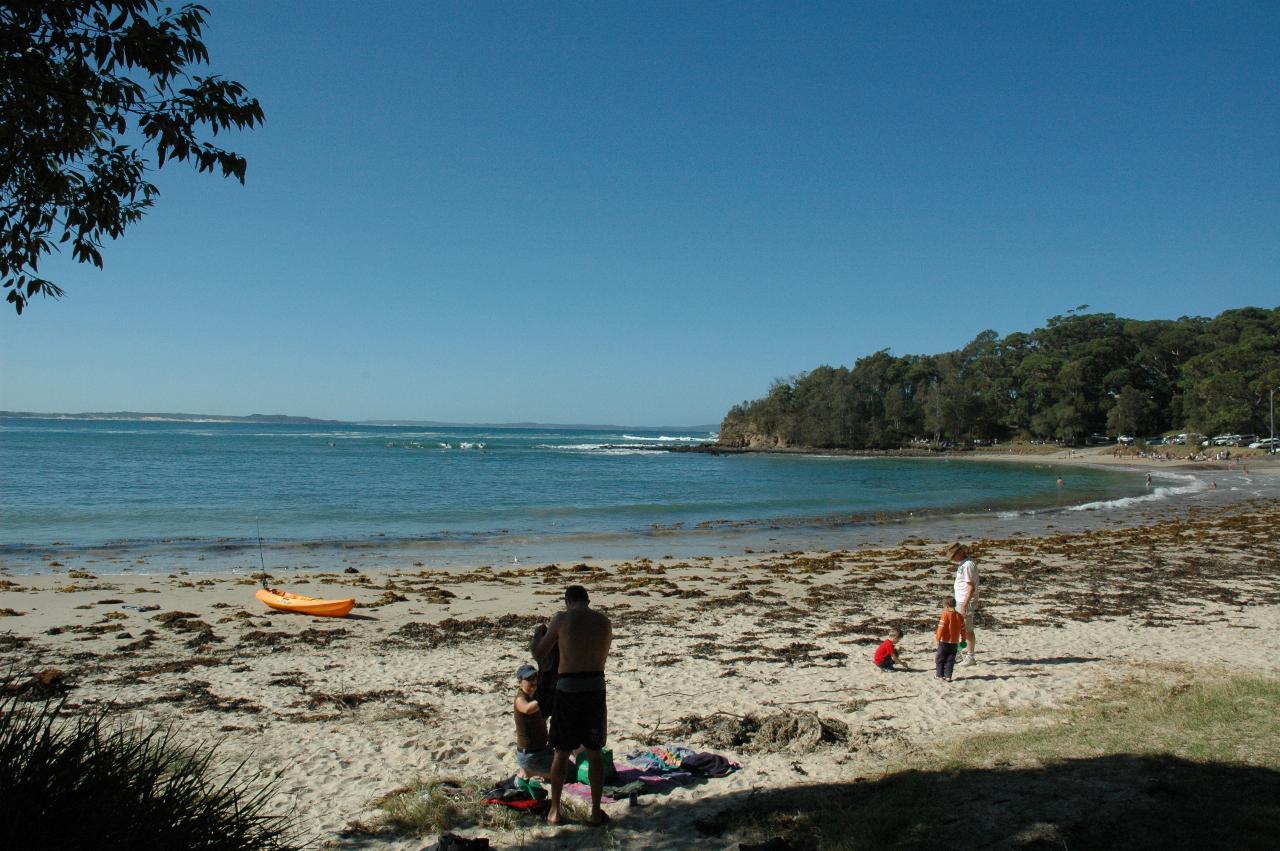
xmin=431 ymin=745 xmax=467 ymax=760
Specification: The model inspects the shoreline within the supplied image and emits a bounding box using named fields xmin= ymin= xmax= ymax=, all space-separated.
xmin=3 ymin=451 xmax=1275 ymax=578
xmin=3 ymin=499 xmax=1279 ymax=848
xmin=675 ymin=440 xmax=1280 ymax=469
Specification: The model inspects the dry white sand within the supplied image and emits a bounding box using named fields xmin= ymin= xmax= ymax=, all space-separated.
xmin=2 ymin=487 xmax=1279 ymax=850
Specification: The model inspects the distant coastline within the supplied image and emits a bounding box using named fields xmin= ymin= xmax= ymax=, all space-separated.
xmin=0 ymin=411 xmax=720 ymax=431
xmin=360 ymin=419 xmax=720 ymax=432
xmin=0 ymin=410 xmax=343 ymax=425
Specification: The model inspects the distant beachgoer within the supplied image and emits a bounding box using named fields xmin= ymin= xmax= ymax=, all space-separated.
xmin=873 ymin=628 xmax=906 ymax=671
xmin=1211 ymin=480 xmax=1217 ymax=489
xmin=1146 ymin=473 xmax=1152 ymax=487
xmin=513 ymin=664 xmax=553 ymax=779
xmin=944 ymin=542 xmax=978 ymax=666
xmin=1056 ymin=476 xmax=1065 ymax=488
xmin=534 ymin=585 xmax=613 ymax=827
xmin=935 ymin=596 xmax=966 ymax=682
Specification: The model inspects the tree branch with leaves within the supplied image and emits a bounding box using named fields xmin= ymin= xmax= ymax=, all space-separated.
xmin=0 ymin=0 xmax=263 ymax=313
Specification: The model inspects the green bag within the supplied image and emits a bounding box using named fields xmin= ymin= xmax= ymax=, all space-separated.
xmin=516 ymin=776 xmax=546 ymax=799
xmin=575 ymin=748 xmax=617 ymax=784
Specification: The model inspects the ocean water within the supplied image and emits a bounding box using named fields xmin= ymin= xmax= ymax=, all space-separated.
xmin=0 ymin=418 xmax=1225 ymax=572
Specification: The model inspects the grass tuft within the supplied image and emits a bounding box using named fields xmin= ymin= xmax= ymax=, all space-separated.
xmin=373 ymin=776 xmax=526 ymax=835
xmin=0 ymin=679 xmax=300 ymax=850
xmin=372 ymin=774 xmax=591 ymax=837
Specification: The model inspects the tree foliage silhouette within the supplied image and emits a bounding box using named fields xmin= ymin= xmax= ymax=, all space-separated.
xmin=1 ymin=1 xmax=263 ymax=313
xmin=721 ymin=307 xmax=1280 ymax=448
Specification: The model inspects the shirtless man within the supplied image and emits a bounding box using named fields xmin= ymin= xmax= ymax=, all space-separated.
xmin=533 ymin=584 xmax=613 ymax=826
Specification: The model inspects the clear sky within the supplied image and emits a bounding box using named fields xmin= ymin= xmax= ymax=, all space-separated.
xmin=2 ymin=1 xmax=1277 ymax=425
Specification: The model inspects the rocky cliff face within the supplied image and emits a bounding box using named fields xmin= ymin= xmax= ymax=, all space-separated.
xmin=716 ymin=417 xmax=790 ymax=449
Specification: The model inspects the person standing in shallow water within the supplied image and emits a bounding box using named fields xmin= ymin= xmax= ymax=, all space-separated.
xmin=533 ymin=584 xmax=613 ymax=827
xmin=944 ymin=542 xmax=979 ymax=666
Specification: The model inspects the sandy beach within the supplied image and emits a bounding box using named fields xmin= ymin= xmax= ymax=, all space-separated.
xmin=2 ymin=457 xmax=1278 ymax=849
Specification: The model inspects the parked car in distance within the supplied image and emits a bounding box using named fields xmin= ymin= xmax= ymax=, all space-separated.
xmin=1210 ymin=434 xmax=1241 ymax=446
xmin=1248 ymin=438 xmax=1278 ymax=450
xmin=1238 ymin=435 xmax=1257 ymax=446
xmin=1085 ymin=433 xmax=1112 ymax=446
xmin=1117 ymin=435 xmax=1135 ymax=445
xmin=1145 ymin=436 xmax=1167 ymax=446
xmin=1170 ymin=434 xmax=1187 ymax=445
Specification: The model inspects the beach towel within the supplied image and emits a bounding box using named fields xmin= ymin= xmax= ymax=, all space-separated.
xmin=483 ymin=796 xmax=547 ymax=812
xmin=560 ymin=763 xmax=695 ymax=803
xmin=624 ymin=744 xmax=696 ymax=772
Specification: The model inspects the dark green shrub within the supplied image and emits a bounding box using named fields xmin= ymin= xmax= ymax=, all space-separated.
xmin=0 ymin=682 xmax=300 ymax=850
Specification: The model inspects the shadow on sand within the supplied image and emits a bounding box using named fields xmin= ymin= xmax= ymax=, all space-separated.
xmin=1002 ymin=656 xmax=1103 ymax=666
xmin=497 ymin=754 xmax=1279 ymax=850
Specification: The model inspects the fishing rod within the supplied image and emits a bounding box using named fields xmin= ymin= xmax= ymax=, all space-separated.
xmin=256 ymin=517 xmax=268 ymax=589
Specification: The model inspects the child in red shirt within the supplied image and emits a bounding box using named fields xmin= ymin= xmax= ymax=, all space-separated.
xmin=935 ymin=596 xmax=966 ymax=682
xmin=873 ymin=628 xmax=906 ymax=671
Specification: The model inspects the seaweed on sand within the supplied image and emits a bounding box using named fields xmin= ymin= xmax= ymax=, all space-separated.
xmin=149 ymin=611 xmax=222 ymax=648
xmin=2 ymin=668 xmax=73 ymax=701
xmin=156 ymin=680 xmax=262 ymax=714
xmin=385 ymin=614 xmax=544 ymax=649
xmin=302 ymin=688 xmax=404 ymax=710
xmin=658 ymin=710 xmax=852 ymax=753
xmin=363 ymin=590 xmax=408 ymax=607
xmin=284 ymin=688 xmax=433 ymax=723
xmin=0 ymin=634 xmax=34 ymax=652
xmin=238 ymin=627 xmax=348 ymax=648
xmin=129 ymin=656 xmax=227 ymax=679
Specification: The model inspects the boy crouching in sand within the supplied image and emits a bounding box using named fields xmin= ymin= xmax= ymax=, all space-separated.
xmin=873 ymin=628 xmax=907 ymax=671
xmin=514 ymin=664 xmax=554 ymax=779
xmin=935 ymin=597 xmax=966 ymax=682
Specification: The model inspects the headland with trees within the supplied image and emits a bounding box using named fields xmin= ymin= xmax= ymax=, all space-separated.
xmin=718 ymin=306 xmax=1280 ymax=450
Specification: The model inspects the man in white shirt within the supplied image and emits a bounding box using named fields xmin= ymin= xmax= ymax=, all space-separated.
xmin=945 ymin=542 xmax=978 ymax=666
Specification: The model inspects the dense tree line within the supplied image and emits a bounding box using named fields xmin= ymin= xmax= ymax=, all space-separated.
xmin=719 ymin=307 xmax=1280 ymax=449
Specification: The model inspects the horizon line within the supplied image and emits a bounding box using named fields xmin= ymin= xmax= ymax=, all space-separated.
xmin=0 ymin=410 xmax=721 ymax=432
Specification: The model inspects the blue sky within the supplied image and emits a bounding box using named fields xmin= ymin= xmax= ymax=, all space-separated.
xmin=2 ymin=1 xmax=1277 ymax=425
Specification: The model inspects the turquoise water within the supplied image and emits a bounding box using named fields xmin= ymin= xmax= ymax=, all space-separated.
xmin=1 ymin=418 xmax=1156 ymax=569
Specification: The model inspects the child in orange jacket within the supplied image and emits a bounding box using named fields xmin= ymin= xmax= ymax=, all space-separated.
xmin=935 ymin=596 xmax=966 ymax=682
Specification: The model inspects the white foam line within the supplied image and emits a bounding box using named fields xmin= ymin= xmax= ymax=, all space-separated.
xmin=1067 ymin=472 xmax=1205 ymax=511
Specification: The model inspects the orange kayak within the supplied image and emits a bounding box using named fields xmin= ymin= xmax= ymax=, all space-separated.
xmin=255 ymin=588 xmax=355 ymax=618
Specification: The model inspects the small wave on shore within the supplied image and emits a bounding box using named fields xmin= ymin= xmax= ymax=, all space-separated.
xmin=1068 ymin=472 xmax=1206 ymax=511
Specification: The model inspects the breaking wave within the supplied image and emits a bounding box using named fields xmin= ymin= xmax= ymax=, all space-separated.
xmin=1067 ymin=473 xmax=1205 ymax=511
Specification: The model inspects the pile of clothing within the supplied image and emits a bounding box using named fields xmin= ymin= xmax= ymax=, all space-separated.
xmin=483 ymin=775 xmax=548 ymax=811
xmin=485 ymin=744 xmax=741 ymax=811
xmin=625 ymin=744 xmax=740 ymax=778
